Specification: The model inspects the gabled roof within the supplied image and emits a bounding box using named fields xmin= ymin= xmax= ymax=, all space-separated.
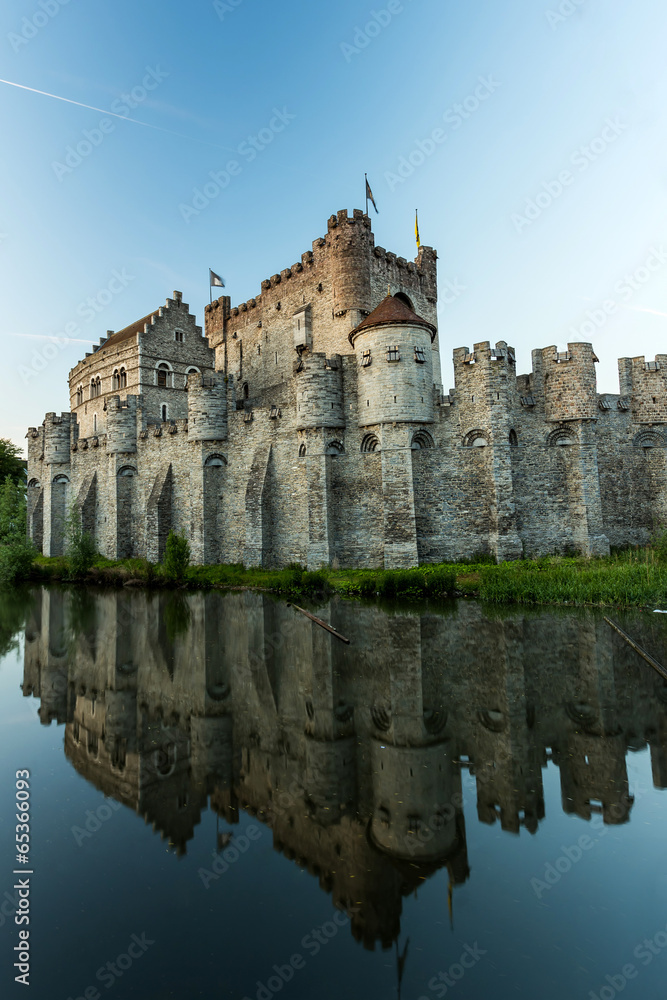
xmin=95 ymin=312 xmax=158 ymax=354
xmin=350 ymin=295 xmax=437 ymax=344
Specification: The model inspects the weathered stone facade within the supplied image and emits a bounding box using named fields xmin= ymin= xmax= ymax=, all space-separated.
xmin=25 ymin=209 xmax=667 ymax=567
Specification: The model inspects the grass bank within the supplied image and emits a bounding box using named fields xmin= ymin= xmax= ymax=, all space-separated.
xmin=25 ymin=544 xmax=667 ymax=608
xmin=476 ymin=549 xmax=667 ymax=608
xmin=29 ymin=556 xmax=458 ymax=602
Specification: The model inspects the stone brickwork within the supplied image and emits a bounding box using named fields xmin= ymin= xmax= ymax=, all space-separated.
xmin=25 ymin=209 xmax=667 ymax=567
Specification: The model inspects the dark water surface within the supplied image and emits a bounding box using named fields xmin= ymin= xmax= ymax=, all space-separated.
xmin=1 ymin=587 xmax=667 ymax=1000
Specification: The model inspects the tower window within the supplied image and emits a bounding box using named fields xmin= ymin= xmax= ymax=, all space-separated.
xmin=112 ymin=368 xmax=120 ymax=390
xmin=414 ymin=346 xmax=426 ymax=364
xmin=156 ymin=363 xmax=171 ymax=388
xmin=119 ymin=367 xmax=127 ymax=389
xmin=161 ymin=404 xmax=168 ymax=422
xmin=174 ymin=330 xmax=184 ymax=343
xmin=361 ymin=350 xmax=372 ymax=368
xmin=386 ymin=346 xmax=400 ymax=363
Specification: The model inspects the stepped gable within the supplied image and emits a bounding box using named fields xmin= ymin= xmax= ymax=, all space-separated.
xmin=349 ymin=294 xmax=437 ymax=344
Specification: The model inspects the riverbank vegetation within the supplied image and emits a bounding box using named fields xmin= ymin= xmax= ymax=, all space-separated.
xmin=18 ymin=537 xmax=667 ymax=609
xmin=1 ymin=473 xmax=667 ymax=607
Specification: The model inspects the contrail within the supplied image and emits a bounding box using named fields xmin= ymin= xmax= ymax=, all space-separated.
xmin=0 ymin=77 xmax=237 ymax=153
xmin=622 ymin=304 xmax=667 ymax=318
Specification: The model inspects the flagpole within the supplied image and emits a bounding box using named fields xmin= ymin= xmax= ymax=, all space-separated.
xmin=365 ymin=173 xmax=368 ymax=216
xmin=209 ymin=268 xmax=212 ymax=306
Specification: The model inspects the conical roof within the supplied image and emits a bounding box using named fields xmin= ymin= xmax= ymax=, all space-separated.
xmin=349 ymin=295 xmax=437 ymax=344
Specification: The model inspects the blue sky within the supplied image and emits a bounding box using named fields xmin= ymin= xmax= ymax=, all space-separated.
xmin=1 ymin=0 xmax=667 ymax=450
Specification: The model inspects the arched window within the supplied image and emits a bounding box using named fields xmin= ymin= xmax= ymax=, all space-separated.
xmin=76 ymin=385 xmax=83 ymax=406
xmin=93 ymin=413 xmax=98 ymax=433
xmin=547 ymin=427 xmax=577 ymax=448
xmin=119 ymin=367 xmax=127 ymax=389
xmin=326 ymin=440 xmax=345 ymax=455
xmin=161 ymin=404 xmax=168 ymax=422
xmin=185 ymin=366 xmax=200 ymax=387
xmin=117 ymin=466 xmax=137 ymax=477
xmin=411 ymin=430 xmax=435 ymax=450
xmin=463 ymin=429 xmax=488 ymax=448
xmin=242 ymin=382 xmax=249 ymax=400
xmin=155 ymin=362 xmax=172 ymax=388
xmin=204 ymin=454 xmax=227 ymax=467
xmin=112 ymin=369 xmax=120 ymax=390
xmin=52 ymin=474 xmax=69 ymax=484
xmin=298 ymin=443 xmax=307 ymax=458
xmin=509 ymin=429 xmax=518 ymax=446
xmin=90 ymin=377 xmax=101 ymax=399
xmin=393 ymin=291 xmax=414 ymax=311
xmin=633 ymin=430 xmax=665 ymax=450
xmin=361 ymin=433 xmax=380 ymax=453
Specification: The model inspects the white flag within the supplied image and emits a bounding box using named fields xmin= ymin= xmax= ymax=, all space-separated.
xmin=209 ymin=269 xmax=225 ymax=287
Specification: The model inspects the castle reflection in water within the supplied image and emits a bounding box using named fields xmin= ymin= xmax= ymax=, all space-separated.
xmin=22 ymin=588 xmax=667 ymax=949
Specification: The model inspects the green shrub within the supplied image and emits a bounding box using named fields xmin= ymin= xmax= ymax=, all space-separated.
xmin=65 ymin=503 xmax=97 ymax=580
xmin=301 ymin=569 xmax=330 ymax=594
xmin=162 ymin=531 xmax=191 ymax=581
xmin=0 ymin=477 xmax=35 ymax=585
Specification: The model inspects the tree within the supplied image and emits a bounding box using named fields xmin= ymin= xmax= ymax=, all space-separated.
xmin=0 ymin=477 xmax=35 ymax=585
xmin=0 ymin=439 xmax=26 ymax=485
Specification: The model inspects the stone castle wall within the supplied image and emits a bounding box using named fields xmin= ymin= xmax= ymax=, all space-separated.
xmin=25 ymin=210 xmax=667 ymax=568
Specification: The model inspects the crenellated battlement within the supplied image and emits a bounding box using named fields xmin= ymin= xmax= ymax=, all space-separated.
xmin=26 ymin=205 xmax=667 ymax=571
xmin=531 ymin=342 xmax=598 ymax=423
xmin=618 ymin=355 xmax=667 ymax=423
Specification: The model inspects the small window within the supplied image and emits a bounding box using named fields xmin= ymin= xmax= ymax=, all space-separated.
xmin=386 ymin=346 xmax=400 ymax=363
xmin=76 ymin=386 xmax=83 ymax=406
xmin=174 ymin=330 xmax=184 ymax=343
xmin=298 ymin=444 xmax=307 ymax=458
xmin=414 ymin=346 xmax=426 ymax=364
xmin=112 ymin=368 xmax=119 ymax=390
xmin=93 ymin=414 xmax=97 ymax=433
xmin=119 ymin=367 xmax=127 ymax=389
xmin=161 ymin=404 xmax=168 ymax=422
xmin=157 ymin=363 xmax=170 ymax=388
xmin=361 ymin=350 xmax=372 ymax=368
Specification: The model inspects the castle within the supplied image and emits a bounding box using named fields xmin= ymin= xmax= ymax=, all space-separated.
xmin=25 ymin=208 xmax=667 ymax=567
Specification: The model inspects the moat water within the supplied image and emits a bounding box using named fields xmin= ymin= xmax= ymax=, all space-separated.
xmin=1 ymin=587 xmax=667 ymax=1000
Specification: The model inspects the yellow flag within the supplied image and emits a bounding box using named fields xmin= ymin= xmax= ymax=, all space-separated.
xmin=415 ymin=210 xmax=421 ymax=249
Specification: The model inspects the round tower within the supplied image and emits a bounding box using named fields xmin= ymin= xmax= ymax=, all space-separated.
xmin=538 ymin=342 xmax=598 ymax=422
xmin=103 ymin=690 xmax=138 ymax=752
xmin=351 ymin=296 xmax=436 ymax=427
xmin=187 ymin=373 xmax=228 ymax=441
xmin=43 ymin=412 xmax=72 ymax=465
xmin=369 ymin=741 xmax=459 ymax=861
xmin=106 ymin=395 xmax=138 ymax=454
xmin=295 ymin=354 xmax=345 ymax=430
xmin=328 ymin=209 xmax=373 ymax=330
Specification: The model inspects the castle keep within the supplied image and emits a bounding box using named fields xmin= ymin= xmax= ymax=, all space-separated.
xmin=25 ymin=209 xmax=667 ymax=567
